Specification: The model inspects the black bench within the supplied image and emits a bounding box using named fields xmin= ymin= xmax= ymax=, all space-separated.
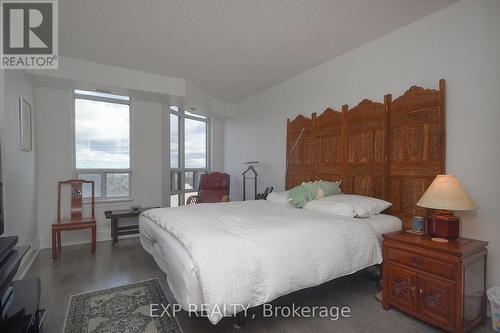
xmin=104 ymin=207 xmax=158 ymax=244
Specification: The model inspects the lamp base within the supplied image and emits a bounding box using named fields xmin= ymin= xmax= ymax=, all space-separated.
xmin=427 ymin=210 xmax=459 ymax=240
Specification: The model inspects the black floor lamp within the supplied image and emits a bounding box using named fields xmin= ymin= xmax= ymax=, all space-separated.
xmin=242 ymin=161 xmax=259 ymax=200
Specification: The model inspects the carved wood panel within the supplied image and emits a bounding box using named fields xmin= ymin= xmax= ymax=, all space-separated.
xmin=343 ymin=99 xmax=386 ymax=198
xmin=387 ymin=265 xmax=417 ymax=312
xmin=313 ymin=108 xmax=343 ymax=178
xmin=419 ymin=275 xmax=455 ymax=326
xmin=286 ymin=80 xmax=445 ymax=229
xmin=286 ymin=115 xmax=313 ymax=187
xmin=386 ymin=80 xmax=445 ymax=228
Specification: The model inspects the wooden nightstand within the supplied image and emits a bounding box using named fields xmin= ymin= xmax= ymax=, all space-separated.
xmin=382 ymin=231 xmax=488 ymax=333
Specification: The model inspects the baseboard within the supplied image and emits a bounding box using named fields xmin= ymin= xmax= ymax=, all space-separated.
xmin=39 ymin=229 xmax=139 ymax=249
xmin=14 ymin=238 xmax=40 ymax=280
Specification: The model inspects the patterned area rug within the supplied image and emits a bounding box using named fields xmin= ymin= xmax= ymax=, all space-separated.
xmin=64 ymin=279 xmax=182 ymax=333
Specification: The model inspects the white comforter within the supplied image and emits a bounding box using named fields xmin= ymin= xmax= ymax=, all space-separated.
xmin=142 ymin=200 xmax=382 ymax=324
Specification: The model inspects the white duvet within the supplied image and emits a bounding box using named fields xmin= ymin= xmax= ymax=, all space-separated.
xmin=142 ymin=200 xmax=382 ymax=324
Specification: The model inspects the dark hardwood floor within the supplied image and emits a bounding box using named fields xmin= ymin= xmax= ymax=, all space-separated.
xmin=25 ymin=238 xmax=494 ymax=333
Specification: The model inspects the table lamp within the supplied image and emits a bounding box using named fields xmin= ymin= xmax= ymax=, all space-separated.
xmin=417 ymin=175 xmax=476 ymax=242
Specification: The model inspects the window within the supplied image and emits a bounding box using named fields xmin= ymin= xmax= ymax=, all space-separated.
xmin=169 ymin=106 xmax=209 ymax=206
xmin=185 ymin=118 xmax=207 ymax=168
xmin=73 ymin=90 xmax=132 ymax=200
xmin=170 ymin=113 xmax=179 ymax=169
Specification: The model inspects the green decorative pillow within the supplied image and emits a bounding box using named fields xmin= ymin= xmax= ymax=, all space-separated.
xmin=287 ymin=180 xmax=343 ymax=208
xmin=287 ymin=180 xmax=342 ymax=208
xmin=318 ymin=180 xmax=343 ymax=196
xmin=287 ymin=185 xmax=311 ymax=208
xmin=301 ymin=181 xmax=326 ymax=200
xmin=287 ymin=181 xmax=326 ymax=208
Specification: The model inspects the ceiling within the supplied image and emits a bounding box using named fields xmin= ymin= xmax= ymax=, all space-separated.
xmin=60 ymin=0 xmax=457 ymax=103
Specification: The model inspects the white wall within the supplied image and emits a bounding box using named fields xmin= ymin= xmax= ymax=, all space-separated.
xmin=29 ymin=57 xmax=236 ymax=118
xmin=1 ymin=70 xmax=38 ymax=249
xmin=35 ymin=87 xmax=72 ymax=248
xmin=35 ymin=86 xmax=163 ymax=248
xmin=30 ymin=57 xmax=186 ymax=98
xmin=225 ymin=0 xmax=500 ymax=287
xmin=211 ymin=118 xmax=225 ymax=172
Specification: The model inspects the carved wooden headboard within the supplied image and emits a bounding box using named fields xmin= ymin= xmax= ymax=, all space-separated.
xmin=286 ymin=80 xmax=446 ymax=229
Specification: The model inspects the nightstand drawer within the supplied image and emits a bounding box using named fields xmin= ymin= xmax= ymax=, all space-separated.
xmin=386 ymin=247 xmax=455 ymax=280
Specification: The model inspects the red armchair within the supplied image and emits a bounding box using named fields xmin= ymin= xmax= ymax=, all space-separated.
xmin=186 ymin=172 xmax=230 ymax=204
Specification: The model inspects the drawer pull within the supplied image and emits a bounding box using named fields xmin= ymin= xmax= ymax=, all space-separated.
xmin=410 ymin=256 xmax=424 ymax=268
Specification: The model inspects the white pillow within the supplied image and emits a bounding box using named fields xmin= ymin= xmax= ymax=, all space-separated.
xmin=266 ymin=191 xmax=289 ymax=206
xmin=304 ymin=199 xmax=356 ymax=217
xmin=304 ymin=194 xmax=392 ymax=218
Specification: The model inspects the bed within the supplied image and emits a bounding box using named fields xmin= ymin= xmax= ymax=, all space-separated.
xmin=139 ymin=80 xmax=446 ymax=325
xmin=140 ymin=200 xmax=401 ymax=324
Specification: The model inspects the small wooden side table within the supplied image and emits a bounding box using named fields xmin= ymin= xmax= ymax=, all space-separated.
xmin=382 ymin=231 xmax=488 ymax=333
xmin=104 ymin=207 xmax=158 ymax=244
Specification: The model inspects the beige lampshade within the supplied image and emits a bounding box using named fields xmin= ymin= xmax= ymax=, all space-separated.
xmin=417 ymin=175 xmax=477 ymax=211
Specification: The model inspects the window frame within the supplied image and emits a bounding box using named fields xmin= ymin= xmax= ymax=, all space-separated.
xmin=72 ymin=90 xmax=134 ymax=202
xmin=169 ymin=107 xmax=211 ymax=206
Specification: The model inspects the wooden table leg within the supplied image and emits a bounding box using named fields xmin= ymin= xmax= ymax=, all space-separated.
xmin=110 ymin=217 xmax=115 ymax=243
xmin=91 ymin=225 xmax=96 ymax=254
xmin=57 ymin=231 xmax=62 ymax=250
xmin=52 ymin=228 xmax=57 ymax=259
xmin=113 ymin=217 xmax=118 ymax=244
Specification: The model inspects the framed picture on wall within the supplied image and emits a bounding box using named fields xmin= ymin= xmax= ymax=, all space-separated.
xmin=19 ymin=97 xmax=32 ymax=152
